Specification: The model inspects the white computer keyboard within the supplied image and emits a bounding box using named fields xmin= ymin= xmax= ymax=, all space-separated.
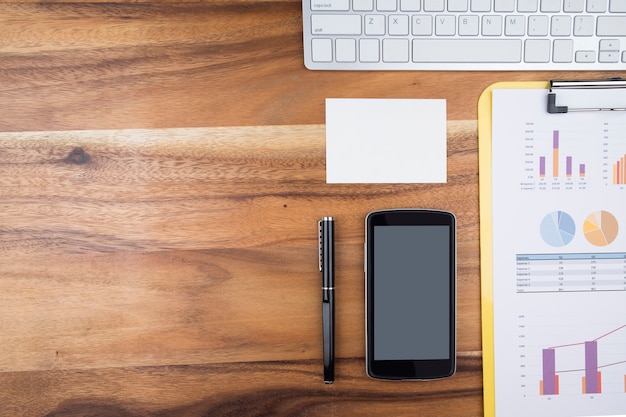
xmin=302 ymin=0 xmax=626 ymax=70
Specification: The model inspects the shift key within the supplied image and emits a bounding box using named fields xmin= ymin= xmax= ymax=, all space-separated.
xmin=311 ymin=15 xmax=362 ymax=35
xmin=597 ymin=17 xmax=626 ymax=36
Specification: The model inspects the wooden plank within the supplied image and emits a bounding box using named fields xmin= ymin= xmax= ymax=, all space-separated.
xmin=0 ymin=123 xmax=480 ymax=407
xmin=0 ymin=356 xmax=483 ymax=416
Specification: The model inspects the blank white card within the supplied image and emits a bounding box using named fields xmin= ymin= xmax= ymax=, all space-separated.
xmin=325 ymin=98 xmax=447 ymax=184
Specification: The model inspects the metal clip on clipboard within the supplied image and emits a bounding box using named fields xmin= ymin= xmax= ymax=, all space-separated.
xmin=547 ymin=79 xmax=626 ymax=114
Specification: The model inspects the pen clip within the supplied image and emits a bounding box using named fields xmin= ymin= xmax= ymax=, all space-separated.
xmin=318 ymin=220 xmax=323 ymax=272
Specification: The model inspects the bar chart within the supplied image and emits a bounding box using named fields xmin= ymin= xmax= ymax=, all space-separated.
xmin=612 ymin=154 xmax=626 ymax=185
xmin=520 ymin=125 xmax=593 ymax=190
xmin=540 ymin=325 xmax=626 ymax=396
xmin=537 ymin=131 xmax=587 ymax=179
xmin=518 ymin=115 xmax=626 ymax=190
xmin=601 ymin=119 xmax=626 ymax=187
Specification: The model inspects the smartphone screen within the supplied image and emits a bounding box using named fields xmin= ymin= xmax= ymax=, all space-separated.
xmin=365 ymin=209 xmax=456 ymax=380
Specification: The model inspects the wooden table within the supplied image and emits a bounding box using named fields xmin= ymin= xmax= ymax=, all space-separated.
xmin=1 ymin=2 xmax=622 ymax=416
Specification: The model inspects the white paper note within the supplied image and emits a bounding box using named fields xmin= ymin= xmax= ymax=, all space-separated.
xmin=325 ymin=98 xmax=447 ymax=184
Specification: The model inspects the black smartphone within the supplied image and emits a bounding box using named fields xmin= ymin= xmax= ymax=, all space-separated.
xmin=365 ymin=209 xmax=456 ymax=380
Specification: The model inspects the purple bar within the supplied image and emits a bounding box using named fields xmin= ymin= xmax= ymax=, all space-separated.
xmin=543 ymin=348 xmax=557 ymax=395
xmin=553 ymin=131 xmax=559 ymax=149
xmin=585 ymin=341 xmax=599 ymax=394
xmin=580 ymin=164 xmax=586 ymax=177
xmin=566 ymin=156 xmax=572 ymax=177
xmin=540 ymin=156 xmax=546 ymax=177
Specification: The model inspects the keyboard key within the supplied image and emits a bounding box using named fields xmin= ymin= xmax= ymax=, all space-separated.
xmin=459 ymin=15 xmax=480 ymax=35
xmin=587 ymin=0 xmax=608 ymax=11
xmin=599 ymin=39 xmax=619 ymax=50
xmin=354 ymin=0 xmax=375 ymax=11
xmin=413 ymin=15 xmax=434 ymax=35
xmin=528 ymin=15 xmax=549 ymax=36
xmin=400 ymin=0 xmax=421 ymax=10
xmin=525 ymin=39 xmax=551 ymax=62
xmin=597 ymin=16 xmax=626 ymax=35
xmin=518 ymin=0 xmax=538 ymax=12
xmin=424 ymin=0 xmax=445 ymax=11
xmin=599 ymin=51 xmax=620 ymax=62
xmin=610 ymin=0 xmax=626 ymax=11
xmin=389 ymin=15 xmax=410 ymax=35
xmin=448 ymin=0 xmax=469 ymax=11
xmin=564 ymin=0 xmax=585 ymax=11
xmin=482 ymin=15 xmax=503 ymax=35
xmin=505 ymin=15 xmax=525 ymax=35
xmin=435 ymin=15 xmax=456 ymax=35
xmin=312 ymin=38 xmax=333 ymax=62
xmin=573 ymin=15 xmax=594 ymax=35
xmin=541 ymin=0 xmax=562 ymax=11
xmin=311 ymin=0 xmax=350 ymax=10
xmin=377 ymin=0 xmax=397 ymax=11
xmin=412 ymin=39 xmax=521 ymax=62
xmin=495 ymin=0 xmax=516 ymax=11
xmin=365 ymin=14 xmax=386 ymax=35
xmin=311 ymin=15 xmax=362 ymax=35
xmin=471 ymin=0 xmax=492 ymax=10
xmin=551 ymin=15 xmax=572 ymax=36
xmin=575 ymin=50 xmax=596 ymax=62
xmin=336 ymin=38 xmax=356 ymax=62
xmin=383 ymin=38 xmax=410 ymax=61
xmin=360 ymin=38 xmax=380 ymax=61
xmin=553 ymin=39 xmax=573 ymax=62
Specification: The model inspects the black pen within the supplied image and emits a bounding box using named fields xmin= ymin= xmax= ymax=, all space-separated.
xmin=319 ymin=216 xmax=335 ymax=384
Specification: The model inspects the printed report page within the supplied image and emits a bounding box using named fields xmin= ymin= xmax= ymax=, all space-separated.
xmin=490 ymin=88 xmax=626 ymax=417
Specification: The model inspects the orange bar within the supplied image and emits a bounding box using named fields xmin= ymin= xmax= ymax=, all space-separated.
xmin=581 ymin=374 xmax=601 ymax=394
xmin=622 ymin=156 xmax=626 ymax=184
xmin=553 ymin=148 xmax=559 ymax=177
xmin=555 ymin=375 xmax=560 ymax=395
xmin=553 ymin=131 xmax=559 ymax=177
xmin=624 ymin=375 xmax=626 ymax=393
xmin=615 ymin=164 xmax=619 ymax=185
xmin=540 ymin=375 xmax=559 ymax=395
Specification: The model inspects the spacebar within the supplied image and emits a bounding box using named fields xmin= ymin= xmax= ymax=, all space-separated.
xmin=413 ymin=39 xmax=522 ymax=63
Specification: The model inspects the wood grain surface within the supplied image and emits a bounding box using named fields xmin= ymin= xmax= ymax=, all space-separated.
xmin=1 ymin=123 xmax=481 ymax=416
xmin=1 ymin=0 xmax=624 ymax=415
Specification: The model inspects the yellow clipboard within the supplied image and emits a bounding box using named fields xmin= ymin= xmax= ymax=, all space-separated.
xmin=478 ymin=81 xmax=550 ymax=417
xmin=479 ymin=78 xmax=626 ymax=416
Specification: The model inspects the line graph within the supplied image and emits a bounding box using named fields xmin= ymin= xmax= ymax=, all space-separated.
xmin=549 ymin=325 xmax=626 ymax=350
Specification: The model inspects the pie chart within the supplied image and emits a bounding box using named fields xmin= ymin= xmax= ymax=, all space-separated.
xmin=583 ymin=210 xmax=619 ymax=246
xmin=540 ymin=211 xmax=575 ymax=247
